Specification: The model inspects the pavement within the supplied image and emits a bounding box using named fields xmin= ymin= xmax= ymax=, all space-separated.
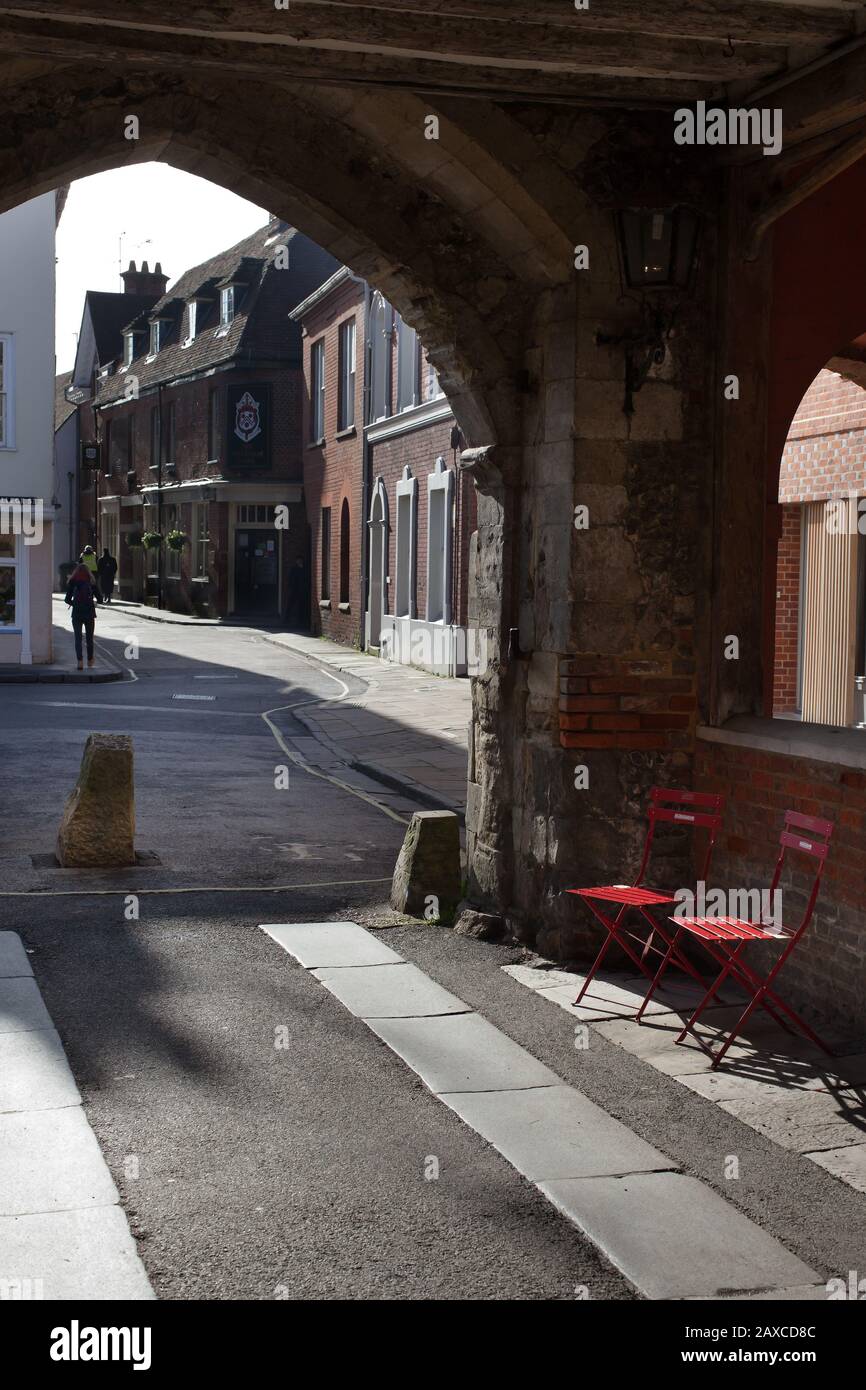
xmin=1 ymin=603 xmax=864 ymax=1301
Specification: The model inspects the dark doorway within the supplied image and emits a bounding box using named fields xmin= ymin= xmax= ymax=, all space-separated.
xmin=234 ymin=528 xmax=279 ymax=614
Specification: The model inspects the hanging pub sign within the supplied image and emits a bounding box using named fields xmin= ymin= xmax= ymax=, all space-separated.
xmin=226 ymin=383 xmax=271 ymax=470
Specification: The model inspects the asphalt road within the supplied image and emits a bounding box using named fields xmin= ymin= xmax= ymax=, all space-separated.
xmin=0 ymin=606 xmax=634 ymax=1300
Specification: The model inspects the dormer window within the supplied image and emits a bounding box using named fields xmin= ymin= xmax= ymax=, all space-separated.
xmin=123 ymin=334 xmax=134 ymax=368
xmin=220 ymin=286 xmax=235 ymax=327
xmin=149 ymin=321 xmax=161 ymax=357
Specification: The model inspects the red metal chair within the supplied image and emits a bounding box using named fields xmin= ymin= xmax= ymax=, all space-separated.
xmin=638 ymin=810 xmax=834 ymax=1069
xmin=566 ymin=788 xmax=725 ymax=1008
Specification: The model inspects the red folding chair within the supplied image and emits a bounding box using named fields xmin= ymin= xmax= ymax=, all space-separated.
xmin=638 ymin=810 xmax=834 ymax=1069
xmin=566 ymin=788 xmax=725 ymax=1008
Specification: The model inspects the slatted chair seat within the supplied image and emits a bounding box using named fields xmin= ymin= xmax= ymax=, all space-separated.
xmin=567 ymin=886 xmax=677 ymax=908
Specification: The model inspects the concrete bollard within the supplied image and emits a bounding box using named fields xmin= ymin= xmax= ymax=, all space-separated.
xmin=390 ymin=809 xmax=461 ymax=921
xmin=56 ymin=733 xmax=136 ymax=867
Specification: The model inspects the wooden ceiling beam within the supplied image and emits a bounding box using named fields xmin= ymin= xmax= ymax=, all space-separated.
xmin=0 ymin=0 xmax=857 ymax=48
xmin=0 ymin=6 xmax=792 ymax=82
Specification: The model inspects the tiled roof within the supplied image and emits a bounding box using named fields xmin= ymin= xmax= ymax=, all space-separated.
xmin=86 ymin=291 xmax=162 ymax=366
xmin=96 ymin=223 xmax=303 ymax=406
xmin=54 ymin=371 xmax=77 ymax=431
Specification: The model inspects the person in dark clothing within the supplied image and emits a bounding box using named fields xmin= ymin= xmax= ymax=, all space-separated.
xmin=97 ymin=547 xmax=118 ymax=604
xmin=64 ymin=562 xmax=98 ymax=670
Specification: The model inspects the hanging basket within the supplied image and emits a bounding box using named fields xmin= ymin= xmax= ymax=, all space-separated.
xmin=141 ymin=531 xmax=164 ymax=551
xmin=166 ymin=529 xmax=189 ymax=552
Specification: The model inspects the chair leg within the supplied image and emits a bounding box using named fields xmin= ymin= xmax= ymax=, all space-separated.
xmin=636 ymin=924 xmax=683 ymax=1022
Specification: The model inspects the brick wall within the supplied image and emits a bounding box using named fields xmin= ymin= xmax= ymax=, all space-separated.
xmin=773 ymin=504 xmax=801 ymax=713
xmin=779 ymin=367 xmax=866 ymax=503
xmin=559 ymin=651 xmax=697 ymax=753
xmin=696 ymin=737 xmax=866 ymax=1027
xmin=301 ymin=279 xmax=365 ymax=646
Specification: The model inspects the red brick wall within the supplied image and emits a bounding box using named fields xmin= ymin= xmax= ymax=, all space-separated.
xmin=696 ymin=738 xmax=866 ymax=1027
xmin=779 ymin=368 xmax=866 ymax=503
xmin=772 ymin=505 xmax=801 ymax=714
xmin=559 ymin=651 xmax=697 ymax=754
xmin=300 ymin=279 xmax=365 ymax=645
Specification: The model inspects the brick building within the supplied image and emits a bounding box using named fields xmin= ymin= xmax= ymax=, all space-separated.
xmin=73 ymin=223 xmax=337 ymax=617
xmin=773 ymin=365 xmax=866 ymax=725
xmin=291 ymin=271 xmax=476 ymax=675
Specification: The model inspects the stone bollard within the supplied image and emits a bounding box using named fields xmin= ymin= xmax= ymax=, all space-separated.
xmin=390 ymin=809 xmax=461 ymax=922
xmin=56 ymin=734 xmax=136 ymax=867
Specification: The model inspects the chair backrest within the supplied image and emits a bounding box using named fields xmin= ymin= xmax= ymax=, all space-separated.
xmin=633 ymin=787 xmax=725 ymax=887
xmin=769 ymin=810 xmax=834 ymax=939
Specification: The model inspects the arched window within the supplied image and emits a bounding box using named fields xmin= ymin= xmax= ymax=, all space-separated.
xmin=426 ymin=456 xmax=454 ymax=625
xmin=339 ymin=498 xmax=350 ymax=605
xmin=395 ymin=465 xmax=417 ymax=618
xmin=369 ymin=292 xmax=392 ymax=422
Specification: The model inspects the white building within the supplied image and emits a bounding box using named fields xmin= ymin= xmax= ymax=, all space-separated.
xmin=0 ymin=190 xmax=62 ymax=665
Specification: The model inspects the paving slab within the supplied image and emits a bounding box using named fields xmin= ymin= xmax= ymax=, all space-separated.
xmin=526 ymin=979 xmax=671 ymax=1023
xmin=720 ymin=1089 xmax=866 ymax=1155
xmin=538 ymin=1172 xmax=819 ymax=1300
xmin=0 ymin=977 xmax=55 ymax=1033
xmin=593 ymin=1016 xmax=736 ymax=1076
xmin=0 ymin=932 xmax=32 ymax=978
xmin=0 ymin=1029 xmax=80 ymax=1113
xmin=311 ymin=961 xmax=468 ymax=1018
xmin=366 ymin=1012 xmax=561 ymax=1094
xmin=0 ymin=1108 xmax=119 ymax=1215
xmin=805 ymin=1143 xmax=866 ymax=1194
xmin=261 ymin=921 xmax=404 ymax=969
xmin=439 ymin=1084 xmax=674 ymax=1181
xmin=0 ymin=1206 xmax=154 ymax=1300
xmin=680 ymin=1055 xmax=866 ymax=1104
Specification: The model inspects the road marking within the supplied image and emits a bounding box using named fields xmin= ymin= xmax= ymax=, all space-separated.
xmin=32 ymin=701 xmax=254 ymax=717
xmin=171 ymin=693 xmax=216 ymax=701
xmin=261 ymin=703 xmax=410 ymax=827
xmin=0 ymin=877 xmax=393 ymax=898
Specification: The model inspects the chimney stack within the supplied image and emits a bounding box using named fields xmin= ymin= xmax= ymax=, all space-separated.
xmin=121 ymin=259 xmax=169 ymax=297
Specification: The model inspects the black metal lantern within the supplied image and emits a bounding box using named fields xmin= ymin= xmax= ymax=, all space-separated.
xmin=616 ymin=206 xmax=700 ymax=290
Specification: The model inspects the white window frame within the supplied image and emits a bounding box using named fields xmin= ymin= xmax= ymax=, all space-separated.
xmin=220 ymin=286 xmax=235 ymax=327
xmin=394 ymin=465 xmax=418 ymax=619
xmin=183 ymin=301 xmax=198 ymax=348
xmin=426 ymin=456 xmax=454 ymax=625
xmin=369 ymin=293 xmax=392 ymax=423
xmin=122 ymin=333 xmax=134 ymax=368
xmin=396 ymin=315 xmax=420 ymax=413
xmin=0 ymin=333 xmax=15 ymax=449
xmin=0 ymin=531 xmax=30 ymax=660
xmin=338 ymin=318 xmax=356 ymax=431
xmin=148 ymin=321 xmax=161 ymax=358
xmin=310 ymin=338 xmax=325 ymax=442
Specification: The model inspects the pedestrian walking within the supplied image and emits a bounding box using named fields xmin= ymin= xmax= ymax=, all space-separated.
xmin=64 ymin=562 xmax=98 ymax=670
xmin=80 ymin=545 xmax=98 ymax=579
xmin=97 ymin=546 xmax=118 ymax=604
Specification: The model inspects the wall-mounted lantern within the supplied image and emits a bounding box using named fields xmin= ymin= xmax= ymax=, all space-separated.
xmin=598 ymin=205 xmax=701 ymax=416
xmin=616 ymin=206 xmax=700 ymax=290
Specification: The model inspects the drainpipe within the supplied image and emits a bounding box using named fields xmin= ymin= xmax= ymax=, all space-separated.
xmin=358 ymin=278 xmax=372 ymax=650
xmin=157 ymin=381 xmax=164 ymax=610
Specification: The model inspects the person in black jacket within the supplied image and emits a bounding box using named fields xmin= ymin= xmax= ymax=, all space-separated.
xmin=97 ymin=547 xmax=118 ymax=604
xmin=64 ymin=562 xmax=98 ymax=670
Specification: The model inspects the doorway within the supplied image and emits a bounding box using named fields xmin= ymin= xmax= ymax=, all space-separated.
xmin=234 ymin=528 xmax=279 ymax=614
xmin=367 ymin=480 xmax=388 ymax=649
